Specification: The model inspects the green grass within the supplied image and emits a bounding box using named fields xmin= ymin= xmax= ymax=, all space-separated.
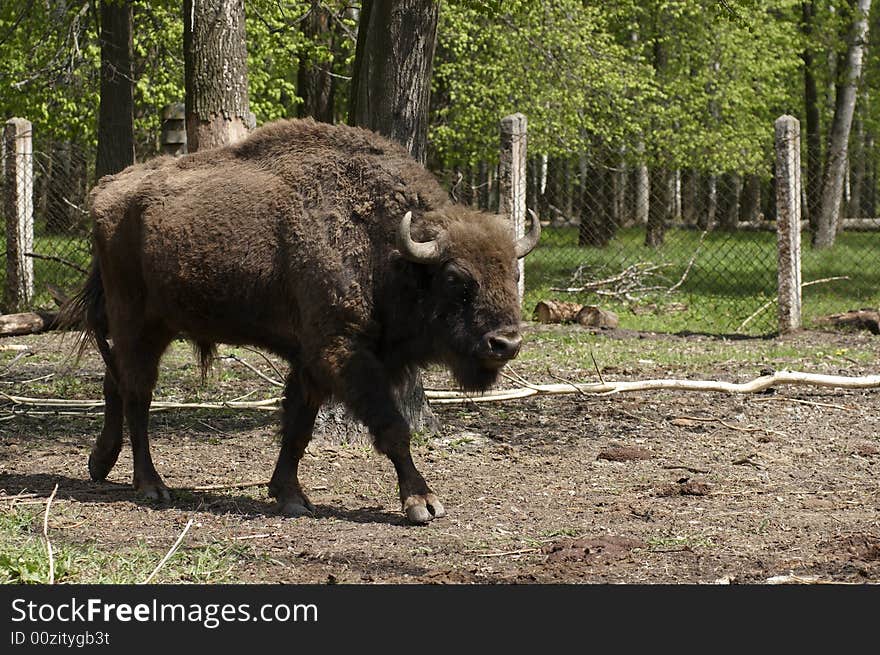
xmin=0 ymin=506 xmax=253 ymax=584
xmin=525 ymin=226 xmax=880 ymax=335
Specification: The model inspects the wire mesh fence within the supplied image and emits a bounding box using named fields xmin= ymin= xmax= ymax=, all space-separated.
xmin=2 ymin=116 xmax=879 ymax=336
xmin=2 ymin=120 xmax=91 ymax=313
xmin=448 ymin=138 xmax=880 ymax=335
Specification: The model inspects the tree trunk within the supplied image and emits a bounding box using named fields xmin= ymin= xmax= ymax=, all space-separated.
xmin=184 ymin=0 xmax=251 ymax=151
xmin=849 ymin=103 xmax=867 ymax=218
xmin=579 ymin=151 xmax=616 ymax=247
xmin=349 ymin=0 xmax=438 ymax=164
xmin=739 ymin=174 xmax=761 ymax=223
xmin=478 ymin=160 xmax=489 ymax=210
xmin=645 ymin=167 xmax=670 ymax=247
xmin=347 ymin=0 xmax=441 ymax=437
xmin=703 ymin=174 xmax=718 ymax=229
xmin=802 ymin=0 xmax=822 ymax=228
xmin=45 ymin=142 xmax=73 ymax=234
xmin=864 ymin=129 xmax=877 ymax=216
xmin=718 ymin=173 xmax=742 ymax=231
xmin=96 ymin=0 xmax=135 ymax=181
xmin=681 ymin=169 xmax=698 ymax=225
xmin=297 ymin=1 xmax=334 ymax=123
xmin=814 ymin=0 xmax=872 ymax=248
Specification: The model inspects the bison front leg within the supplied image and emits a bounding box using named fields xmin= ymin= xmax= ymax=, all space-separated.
xmin=333 ymin=351 xmax=445 ymax=524
xmin=268 ymin=373 xmax=323 ymax=517
xmin=375 ymin=422 xmax=446 ymax=524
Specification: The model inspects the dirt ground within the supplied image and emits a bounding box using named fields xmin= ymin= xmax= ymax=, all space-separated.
xmin=1 ymin=326 xmax=878 ymax=584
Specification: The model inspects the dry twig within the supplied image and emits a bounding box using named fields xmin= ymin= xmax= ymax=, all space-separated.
xmin=143 ymin=519 xmax=194 ymax=584
xmin=43 ymin=484 xmax=59 ymax=584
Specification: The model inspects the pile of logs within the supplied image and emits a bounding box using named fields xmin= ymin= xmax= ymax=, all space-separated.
xmin=533 ymin=300 xmax=619 ymax=328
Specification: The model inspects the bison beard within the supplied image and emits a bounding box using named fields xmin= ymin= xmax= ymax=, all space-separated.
xmin=61 ymin=118 xmax=539 ymax=524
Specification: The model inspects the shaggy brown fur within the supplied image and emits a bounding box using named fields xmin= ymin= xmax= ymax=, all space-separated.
xmin=62 ymin=118 xmax=537 ymax=524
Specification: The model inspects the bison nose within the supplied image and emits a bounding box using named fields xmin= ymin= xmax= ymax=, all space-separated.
xmin=481 ymin=328 xmax=522 ymax=361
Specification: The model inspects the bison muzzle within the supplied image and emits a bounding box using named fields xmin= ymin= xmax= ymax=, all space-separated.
xmin=62 ymin=118 xmax=540 ymax=524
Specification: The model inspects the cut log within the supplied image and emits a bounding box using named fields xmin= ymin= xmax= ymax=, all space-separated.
xmin=576 ymin=305 xmax=619 ymax=329
xmin=816 ymin=309 xmax=880 ymax=335
xmin=533 ymin=300 xmax=583 ymax=323
xmin=0 ymin=311 xmax=59 ymax=337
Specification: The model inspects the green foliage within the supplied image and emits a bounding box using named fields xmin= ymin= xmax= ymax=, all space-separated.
xmin=0 ymin=0 xmax=355 ymax=158
xmin=431 ymin=0 xmax=802 ymax=174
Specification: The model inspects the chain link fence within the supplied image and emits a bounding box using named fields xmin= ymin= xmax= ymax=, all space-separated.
xmin=448 ymin=133 xmax=880 ymax=335
xmin=3 ymin=116 xmax=879 ymax=336
xmin=2 ymin=120 xmax=91 ymax=313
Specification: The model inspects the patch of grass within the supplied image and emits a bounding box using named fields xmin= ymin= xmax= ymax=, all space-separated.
xmin=646 ymin=534 xmax=716 ymax=550
xmin=518 ymin=327 xmax=878 ymax=374
xmin=0 ymin=506 xmax=253 ymax=584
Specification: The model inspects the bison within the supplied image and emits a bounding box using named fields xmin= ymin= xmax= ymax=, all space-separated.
xmin=62 ymin=118 xmax=539 ymax=524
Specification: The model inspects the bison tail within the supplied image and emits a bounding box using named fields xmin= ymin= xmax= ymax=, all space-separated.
xmin=58 ymin=262 xmax=117 ymax=380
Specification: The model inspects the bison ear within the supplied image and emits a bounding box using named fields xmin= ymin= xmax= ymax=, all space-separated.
xmin=397 ymin=211 xmax=443 ymax=264
xmin=514 ymin=209 xmax=541 ymax=258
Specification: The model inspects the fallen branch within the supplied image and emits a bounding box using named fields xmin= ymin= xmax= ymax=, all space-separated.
xmin=143 ymin=518 xmax=194 ymax=584
xmin=2 ymin=370 xmax=878 ymax=413
xmin=43 ymin=484 xmax=59 ymax=585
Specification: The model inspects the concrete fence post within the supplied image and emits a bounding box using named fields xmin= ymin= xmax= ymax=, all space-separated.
xmin=499 ymin=113 xmax=527 ymax=301
xmin=774 ymin=115 xmax=803 ymax=333
xmin=4 ymin=118 xmax=34 ymax=310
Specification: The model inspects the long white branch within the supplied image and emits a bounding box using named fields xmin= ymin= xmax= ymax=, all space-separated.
xmin=1 ymin=370 xmax=878 ymax=411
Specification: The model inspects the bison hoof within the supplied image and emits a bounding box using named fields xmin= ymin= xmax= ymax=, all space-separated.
xmin=88 ymin=451 xmax=120 ymax=482
xmin=403 ymin=493 xmax=446 ymax=525
xmin=135 ymin=481 xmax=171 ymax=502
xmin=276 ymin=493 xmax=316 ymax=518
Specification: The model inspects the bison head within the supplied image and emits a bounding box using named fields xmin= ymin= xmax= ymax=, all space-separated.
xmin=397 ymin=207 xmax=540 ymax=392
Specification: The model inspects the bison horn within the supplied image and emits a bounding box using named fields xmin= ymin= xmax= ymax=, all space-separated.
xmin=515 ymin=209 xmax=541 ymax=258
xmin=397 ymin=211 xmax=442 ymax=264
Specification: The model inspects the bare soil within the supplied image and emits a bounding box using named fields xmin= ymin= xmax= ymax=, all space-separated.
xmin=1 ymin=327 xmax=879 ymax=584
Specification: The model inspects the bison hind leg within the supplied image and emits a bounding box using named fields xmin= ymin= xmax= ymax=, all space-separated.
xmin=89 ymin=363 xmax=124 ymax=481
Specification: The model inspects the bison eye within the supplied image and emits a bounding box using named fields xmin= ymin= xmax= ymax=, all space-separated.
xmin=441 ymin=262 xmax=475 ymax=299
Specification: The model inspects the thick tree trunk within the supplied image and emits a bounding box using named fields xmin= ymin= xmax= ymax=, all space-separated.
xmin=579 ymin=149 xmax=617 ymax=247
xmin=814 ymin=0 xmax=872 ymax=248
xmin=347 ymin=0 xmax=441 ymax=437
xmin=349 ymin=0 xmax=438 ymax=164
xmin=96 ymin=0 xmax=135 ymax=181
xmin=297 ymin=1 xmax=334 ymax=123
xmin=184 ymin=0 xmax=251 ymax=151
xmin=802 ymin=0 xmax=822 ymax=228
